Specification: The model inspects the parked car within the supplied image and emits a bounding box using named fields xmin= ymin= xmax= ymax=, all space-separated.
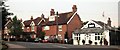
xmin=42 ymin=39 xmax=48 ymax=43
xmin=34 ymin=38 xmax=41 ymax=43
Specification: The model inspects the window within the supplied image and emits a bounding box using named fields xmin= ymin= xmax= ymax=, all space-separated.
xmin=49 ymin=16 xmax=55 ymax=21
xmin=98 ymin=36 xmax=100 ymax=40
xmin=31 ymin=25 xmax=34 ymax=31
xmin=31 ymin=23 xmax=34 ymax=31
xmin=44 ymin=26 xmax=50 ymax=30
xmin=95 ymin=33 xmax=102 ymax=40
xmin=27 ymin=27 xmax=29 ymax=32
xmin=58 ymin=25 xmax=62 ymax=31
xmin=88 ymin=23 xmax=95 ymax=28
xmin=95 ymin=36 xmax=97 ymax=40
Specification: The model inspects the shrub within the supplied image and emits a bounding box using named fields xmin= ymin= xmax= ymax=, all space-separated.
xmin=82 ymin=40 xmax=85 ymax=45
xmin=1 ymin=40 xmax=8 ymax=50
xmin=95 ymin=42 xmax=97 ymax=45
xmin=89 ymin=40 xmax=92 ymax=45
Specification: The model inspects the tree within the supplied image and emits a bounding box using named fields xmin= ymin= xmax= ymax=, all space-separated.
xmin=10 ymin=16 xmax=23 ymax=40
xmin=39 ymin=31 xmax=45 ymax=40
xmin=1 ymin=0 xmax=13 ymax=30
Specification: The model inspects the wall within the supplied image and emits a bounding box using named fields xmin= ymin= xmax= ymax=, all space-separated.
xmin=68 ymin=13 xmax=82 ymax=39
xmin=42 ymin=25 xmax=67 ymax=40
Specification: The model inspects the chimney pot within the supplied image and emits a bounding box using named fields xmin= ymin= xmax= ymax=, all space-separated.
xmin=50 ymin=9 xmax=55 ymax=16
xmin=41 ymin=14 xmax=44 ymax=18
xmin=31 ymin=16 xmax=33 ymax=20
xmin=72 ymin=5 xmax=77 ymax=12
xmin=107 ymin=17 xmax=111 ymax=27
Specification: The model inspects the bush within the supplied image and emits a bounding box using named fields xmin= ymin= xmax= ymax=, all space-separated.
xmin=82 ymin=40 xmax=85 ymax=45
xmin=89 ymin=40 xmax=92 ymax=45
xmin=1 ymin=40 xmax=8 ymax=50
xmin=95 ymin=42 xmax=97 ymax=45
xmin=2 ymin=44 xmax=8 ymax=50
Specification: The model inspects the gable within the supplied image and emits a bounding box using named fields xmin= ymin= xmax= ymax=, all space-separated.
xmin=67 ymin=12 xmax=77 ymax=24
xmin=5 ymin=20 xmax=11 ymax=27
xmin=30 ymin=21 xmax=35 ymax=26
xmin=81 ymin=20 xmax=102 ymax=29
xmin=37 ymin=18 xmax=46 ymax=25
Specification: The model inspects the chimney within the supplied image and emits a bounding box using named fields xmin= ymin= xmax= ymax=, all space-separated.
xmin=31 ymin=16 xmax=33 ymax=20
xmin=50 ymin=9 xmax=55 ymax=16
xmin=41 ymin=14 xmax=44 ymax=18
xmin=20 ymin=18 xmax=22 ymax=22
xmin=72 ymin=5 xmax=77 ymax=12
xmin=107 ymin=17 xmax=111 ymax=27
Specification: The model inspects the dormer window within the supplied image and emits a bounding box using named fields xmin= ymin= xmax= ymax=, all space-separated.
xmin=49 ymin=16 xmax=55 ymax=21
xmin=88 ymin=23 xmax=95 ymax=28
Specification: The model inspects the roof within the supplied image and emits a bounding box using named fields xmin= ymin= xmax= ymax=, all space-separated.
xmin=74 ymin=27 xmax=104 ymax=34
xmin=92 ymin=20 xmax=111 ymax=30
xmin=4 ymin=18 xmax=12 ymax=29
xmin=73 ymin=20 xmax=112 ymax=34
xmin=23 ymin=17 xmax=45 ymax=27
xmin=45 ymin=12 xmax=75 ymax=26
xmin=83 ymin=20 xmax=111 ymax=30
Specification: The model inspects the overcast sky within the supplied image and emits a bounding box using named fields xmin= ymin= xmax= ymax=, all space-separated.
xmin=5 ymin=0 xmax=119 ymax=27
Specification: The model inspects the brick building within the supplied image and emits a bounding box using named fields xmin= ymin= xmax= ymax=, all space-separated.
xmin=42 ymin=5 xmax=83 ymax=40
xmin=23 ymin=14 xmax=46 ymax=39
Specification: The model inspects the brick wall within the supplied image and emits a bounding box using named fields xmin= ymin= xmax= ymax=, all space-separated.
xmin=67 ymin=13 xmax=82 ymax=39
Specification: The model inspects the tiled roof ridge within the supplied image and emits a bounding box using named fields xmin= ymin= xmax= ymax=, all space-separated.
xmin=58 ymin=11 xmax=73 ymax=15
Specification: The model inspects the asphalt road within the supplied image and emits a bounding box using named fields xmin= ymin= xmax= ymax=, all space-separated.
xmin=6 ymin=42 xmax=120 ymax=50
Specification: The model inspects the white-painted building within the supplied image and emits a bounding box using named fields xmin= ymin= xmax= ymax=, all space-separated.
xmin=73 ymin=18 xmax=112 ymax=45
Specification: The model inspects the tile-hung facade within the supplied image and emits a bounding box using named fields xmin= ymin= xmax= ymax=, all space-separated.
xmin=73 ymin=18 xmax=112 ymax=45
xmin=42 ymin=5 xmax=83 ymax=40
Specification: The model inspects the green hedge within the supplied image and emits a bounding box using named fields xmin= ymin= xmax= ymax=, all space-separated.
xmin=1 ymin=40 xmax=8 ymax=50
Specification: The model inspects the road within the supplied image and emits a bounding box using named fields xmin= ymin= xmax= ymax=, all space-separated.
xmin=6 ymin=42 xmax=120 ymax=50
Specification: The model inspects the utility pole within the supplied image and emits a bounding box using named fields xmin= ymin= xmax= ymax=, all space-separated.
xmin=56 ymin=11 xmax=59 ymax=39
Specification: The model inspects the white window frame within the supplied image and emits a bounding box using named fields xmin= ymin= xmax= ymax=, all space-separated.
xmin=44 ymin=26 xmax=50 ymax=30
xmin=58 ymin=25 xmax=62 ymax=31
xmin=27 ymin=27 xmax=29 ymax=32
xmin=31 ymin=25 xmax=34 ymax=31
xmin=95 ymin=33 xmax=103 ymax=40
xmin=49 ymin=16 xmax=55 ymax=21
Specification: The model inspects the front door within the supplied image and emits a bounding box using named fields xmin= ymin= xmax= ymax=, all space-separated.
xmin=85 ymin=34 xmax=91 ymax=44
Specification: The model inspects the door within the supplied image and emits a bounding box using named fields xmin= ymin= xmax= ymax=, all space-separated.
xmin=85 ymin=34 xmax=91 ymax=44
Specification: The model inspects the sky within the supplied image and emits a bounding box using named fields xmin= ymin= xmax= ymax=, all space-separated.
xmin=5 ymin=0 xmax=119 ymax=27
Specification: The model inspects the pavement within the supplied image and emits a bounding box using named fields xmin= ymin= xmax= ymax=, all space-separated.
xmin=5 ymin=42 xmax=120 ymax=50
xmin=7 ymin=43 xmax=26 ymax=48
xmin=6 ymin=43 xmax=29 ymax=50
